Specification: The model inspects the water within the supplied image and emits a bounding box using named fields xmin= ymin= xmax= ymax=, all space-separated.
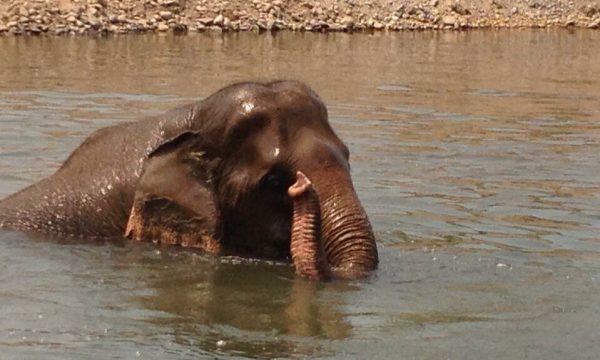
xmin=1 ymin=30 xmax=600 ymax=359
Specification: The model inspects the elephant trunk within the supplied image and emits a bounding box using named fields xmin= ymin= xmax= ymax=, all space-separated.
xmin=316 ymin=170 xmax=378 ymax=279
xmin=288 ymin=170 xmax=378 ymax=280
xmin=288 ymin=172 xmax=331 ymax=281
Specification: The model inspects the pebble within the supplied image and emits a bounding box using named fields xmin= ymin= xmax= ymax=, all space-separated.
xmin=0 ymin=0 xmax=597 ymax=35
xmin=198 ymin=17 xmax=213 ymax=25
xmin=341 ymin=15 xmax=354 ymax=27
xmin=159 ymin=11 xmax=172 ymax=20
xmin=442 ymin=15 xmax=457 ymax=26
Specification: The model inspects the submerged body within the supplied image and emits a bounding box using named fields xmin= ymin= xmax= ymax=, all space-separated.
xmin=0 ymin=81 xmax=378 ymax=280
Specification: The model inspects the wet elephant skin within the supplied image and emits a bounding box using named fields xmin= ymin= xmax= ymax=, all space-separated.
xmin=0 ymin=80 xmax=378 ymax=280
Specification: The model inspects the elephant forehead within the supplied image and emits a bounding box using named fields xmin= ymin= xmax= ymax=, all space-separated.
xmin=232 ymin=86 xmax=319 ymax=115
xmin=224 ymin=85 xmax=328 ymax=154
xmin=232 ymin=88 xmax=259 ymax=114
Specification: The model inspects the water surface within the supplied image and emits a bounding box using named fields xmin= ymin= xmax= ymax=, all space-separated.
xmin=1 ymin=30 xmax=600 ymax=359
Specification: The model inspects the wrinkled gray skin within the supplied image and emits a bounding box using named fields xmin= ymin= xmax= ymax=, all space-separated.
xmin=0 ymin=81 xmax=378 ymax=280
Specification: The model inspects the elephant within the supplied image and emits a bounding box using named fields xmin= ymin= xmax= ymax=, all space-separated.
xmin=0 ymin=80 xmax=378 ymax=280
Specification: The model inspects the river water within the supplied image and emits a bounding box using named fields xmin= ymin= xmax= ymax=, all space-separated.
xmin=1 ymin=30 xmax=599 ymax=359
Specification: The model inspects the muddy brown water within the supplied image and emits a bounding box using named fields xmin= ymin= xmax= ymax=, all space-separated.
xmin=1 ymin=30 xmax=599 ymax=359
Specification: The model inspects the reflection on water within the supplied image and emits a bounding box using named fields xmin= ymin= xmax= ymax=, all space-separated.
xmin=141 ymin=257 xmax=352 ymax=358
xmin=0 ymin=232 xmax=351 ymax=359
xmin=1 ymin=30 xmax=600 ymax=358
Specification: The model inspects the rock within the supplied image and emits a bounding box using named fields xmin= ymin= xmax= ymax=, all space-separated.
xmin=491 ymin=0 xmax=503 ymax=9
xmin=29 ymin=24 xmax=41 ymax=34
xmin=582 ymin=4 xmax=599 ymax=17
xmin=451 ymin=3 xmax=470 ymax=15
xmin=529 ymin=2 xmax=542 ymax=9
xmin=341 ymin=15 xmax=354 ymax=27
xmin=198 ymin=17 xmax=213 ymax=25
xmin=329 ymin=23 xmax=342 ymax=31
xmin=89 ymin=17 xmax=102 ymax=29
xmin=159 ymin=0 xmax=179 ymax=6
xmin=239 ymin=21 xmax=252 ymax=31
xmin=266 ymin=18 xmax=275 ymax=30
xmin=442 ymin=15 xmax=457 ymax=26
xmin=0 ymin=0 xmax=595 ymax=36
xmin=9 ymin=27 xmax=23 ymax=35
xmin=172 ymin=23 xmax=187 ymax=32
xmin=159 ymin=11 xmax=172 ymax=20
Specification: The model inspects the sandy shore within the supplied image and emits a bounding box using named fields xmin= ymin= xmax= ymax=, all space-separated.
xmin=1 ymin=0 xmax=599 ymax=35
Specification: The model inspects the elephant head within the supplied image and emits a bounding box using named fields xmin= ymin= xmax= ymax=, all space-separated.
xmin=125 ymin=81 xmax=378 ymax=280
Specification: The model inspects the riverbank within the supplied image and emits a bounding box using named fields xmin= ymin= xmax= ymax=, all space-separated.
xmin=1 ymin=0 xmax=599 ymax=35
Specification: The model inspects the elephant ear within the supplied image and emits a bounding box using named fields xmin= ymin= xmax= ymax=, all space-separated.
xmin=125 ymin=131 xmax=222 ymax=253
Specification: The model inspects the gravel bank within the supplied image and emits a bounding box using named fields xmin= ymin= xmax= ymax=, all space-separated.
xmin=1 ymin=0 xmax=599 ymax=35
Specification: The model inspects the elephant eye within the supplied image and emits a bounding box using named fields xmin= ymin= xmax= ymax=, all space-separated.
xmin=259 ymin=167 xmax=293 ymax=193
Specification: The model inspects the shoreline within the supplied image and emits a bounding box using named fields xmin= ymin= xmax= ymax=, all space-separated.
xmin=1 ymin=0 xmax=599 ymax=36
